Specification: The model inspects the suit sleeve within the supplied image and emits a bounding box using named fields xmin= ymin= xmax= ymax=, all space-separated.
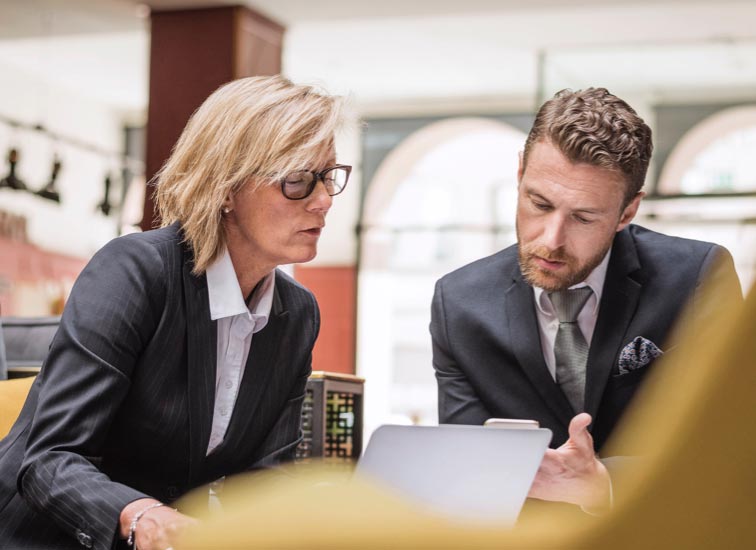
xmin=667 ymin=244 xmax=743 ymax=350
xmin=695 ymin=244 xmax=743 ymax=307
xmin=18 ymin=236 xmax=166 ymax=550
xmin=431 ymin=279 xmax=492 ymax=425
xmin=246 ymin=292 xmax=318 ymax=469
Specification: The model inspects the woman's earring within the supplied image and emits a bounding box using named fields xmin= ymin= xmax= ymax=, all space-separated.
xmin=222 ymin=207 xmax=231 ymax=214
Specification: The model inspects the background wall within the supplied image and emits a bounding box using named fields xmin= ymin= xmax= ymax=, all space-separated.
xmin=1 ymin=0 xmax=755 ymax=435
xmin=0 ymin=35 xmax=144 ymax=314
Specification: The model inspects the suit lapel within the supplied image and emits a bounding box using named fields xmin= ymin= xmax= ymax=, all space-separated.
xmin=182 ymin=248 xmax=217 ymax=479
xmin=505 ymin=268 xmax=574 ymax=425
xmin=584 ymin=229 xmax=643 ymax=420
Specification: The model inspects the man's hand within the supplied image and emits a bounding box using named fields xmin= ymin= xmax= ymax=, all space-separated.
xmin=527 ymin=413 xmax=611 ymax=510
xmin=120 ymin=498 xmax=198 ymax=550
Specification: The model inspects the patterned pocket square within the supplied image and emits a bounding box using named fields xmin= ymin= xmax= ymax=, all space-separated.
xmin=618 ymin=336 xmax=663 ymax=375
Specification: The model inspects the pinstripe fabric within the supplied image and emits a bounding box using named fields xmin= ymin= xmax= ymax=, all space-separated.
xmin=0 ymin=223 xmax=317 ymax=550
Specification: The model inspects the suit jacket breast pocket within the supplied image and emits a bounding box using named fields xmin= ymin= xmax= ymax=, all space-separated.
xmin=610 ymin=363 xmax=651 ymax=391
xmin=595 ymin=362 xmax=658 ymax=452
xmin=603 ymin=363 xmax=655 ymax=422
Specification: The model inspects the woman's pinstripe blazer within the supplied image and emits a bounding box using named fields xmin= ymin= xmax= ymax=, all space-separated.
xmin=0 ymin=223 xmax=319 ymax=549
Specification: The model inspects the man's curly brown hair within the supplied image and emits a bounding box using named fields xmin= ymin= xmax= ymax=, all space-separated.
xmin=522 ymin=88 xmax=653 ymax=206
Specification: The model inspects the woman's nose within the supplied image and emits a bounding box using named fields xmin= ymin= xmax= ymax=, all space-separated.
xmin=306 ymin=179 xmax=333 ymax=212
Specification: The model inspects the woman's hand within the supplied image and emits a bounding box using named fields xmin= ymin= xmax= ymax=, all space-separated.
xmin=120 ymin=498 xmax=198 ymax=550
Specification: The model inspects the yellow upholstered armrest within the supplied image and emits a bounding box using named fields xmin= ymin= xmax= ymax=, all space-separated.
xmin=0 ymin=376 xmax=35 ymax=438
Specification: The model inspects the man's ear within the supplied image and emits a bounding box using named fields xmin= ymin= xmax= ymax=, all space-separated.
xmin=616 ymin=191 xmax=645 ymax=232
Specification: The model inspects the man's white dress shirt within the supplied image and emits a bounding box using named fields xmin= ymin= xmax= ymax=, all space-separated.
xmin=532 ymin=251 xmax=611 ymax=381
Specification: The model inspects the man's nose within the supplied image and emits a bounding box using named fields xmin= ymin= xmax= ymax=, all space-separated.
xmin=541 ymin=214 xmax=567 ymax=250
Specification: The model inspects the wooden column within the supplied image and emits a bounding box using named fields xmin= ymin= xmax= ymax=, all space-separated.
xmin=141 ymin=6 xmax=284 ymax=230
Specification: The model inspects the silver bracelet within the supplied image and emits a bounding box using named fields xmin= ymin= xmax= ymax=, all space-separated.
xmin=127 ymin=502 xmax=166 ymax=548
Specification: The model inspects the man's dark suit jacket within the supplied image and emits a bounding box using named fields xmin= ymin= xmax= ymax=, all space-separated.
xmin=432 ymin=224 xmax=741 ymax=452
xmin=0 ymin=224 xmax=318 ymax=550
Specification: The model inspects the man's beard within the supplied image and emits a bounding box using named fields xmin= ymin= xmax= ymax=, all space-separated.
xmin=517 ymin=230 xmax=613 ymax=291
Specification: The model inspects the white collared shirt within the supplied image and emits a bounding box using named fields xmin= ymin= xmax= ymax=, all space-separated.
xmin=532 ymin=250 xmax=611 ymax=380
xmin=204 ymin=249 xmax=275 ymax=454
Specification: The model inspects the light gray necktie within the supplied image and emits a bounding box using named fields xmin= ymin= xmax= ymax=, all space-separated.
xmin=548 ymin=287 xmax=593 ymax=414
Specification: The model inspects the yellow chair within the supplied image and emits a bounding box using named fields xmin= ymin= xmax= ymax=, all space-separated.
xmin=0 ymin=376 xmax=35 ymax=438
xmin=178 ymin=279 xmax=755 ymax=548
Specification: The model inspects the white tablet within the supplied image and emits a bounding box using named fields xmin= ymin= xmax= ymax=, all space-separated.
xmin=355 ymin=424 xmax=552 ymax=526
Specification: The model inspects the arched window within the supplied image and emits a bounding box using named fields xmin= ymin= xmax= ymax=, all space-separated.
xmin=357 ymin=118 xmax=526 ymax=437
xmin=658 ymin=105 xmax=756 ymax=195
xmin=640 ymin=105 xmax=756 ymax=292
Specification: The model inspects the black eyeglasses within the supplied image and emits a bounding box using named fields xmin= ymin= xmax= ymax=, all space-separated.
xmin=279 ymin=164 xmax=352 ymax=200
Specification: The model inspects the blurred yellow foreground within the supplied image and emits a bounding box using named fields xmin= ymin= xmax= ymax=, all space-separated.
xmin=178 ymin=276 xmax=756 ymax=549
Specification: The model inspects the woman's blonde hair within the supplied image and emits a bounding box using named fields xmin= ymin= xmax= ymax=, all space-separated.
xmin=153 ymin=74 xmax=345 ymax=274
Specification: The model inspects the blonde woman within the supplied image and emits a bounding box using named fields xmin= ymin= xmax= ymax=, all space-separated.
xmin=0 ymin=75 xmax=351 ymax=550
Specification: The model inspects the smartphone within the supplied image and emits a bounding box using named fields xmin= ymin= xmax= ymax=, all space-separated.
xmin=483 ymin=418 xmax=540 ymax=429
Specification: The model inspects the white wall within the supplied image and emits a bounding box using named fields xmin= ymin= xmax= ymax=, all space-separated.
xmin=283 ymin=2 xmax=756 ymax=109
xmin=0 ymin=50 xmax=127 ymax=258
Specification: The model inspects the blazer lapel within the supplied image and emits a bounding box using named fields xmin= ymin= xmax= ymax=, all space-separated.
xmin=584 ymin=229 xmax=643 ymax=420
xmin=182 ymin=248 xmax=217 ymax=479
xmin=505 ymin=268 xmax=574 ymax=425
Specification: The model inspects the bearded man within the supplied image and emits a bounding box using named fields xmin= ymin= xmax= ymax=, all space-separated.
xmin=430 ymin=88 xmax=741 ymax=511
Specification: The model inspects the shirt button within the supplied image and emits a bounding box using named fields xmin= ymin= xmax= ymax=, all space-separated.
xmin=224 ymin=380 xmax=233 ymax=389
xmin=220 ymin=407 xmax=228 ymax=416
